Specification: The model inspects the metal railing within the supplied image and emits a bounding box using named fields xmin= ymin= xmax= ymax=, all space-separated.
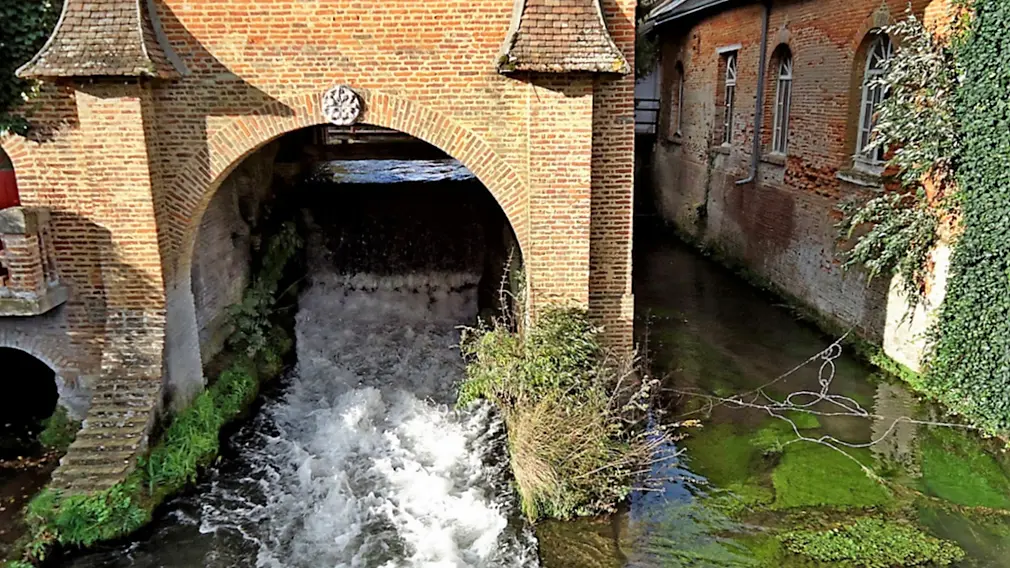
xmin=635 ymin=97 xmax=662 ymax=135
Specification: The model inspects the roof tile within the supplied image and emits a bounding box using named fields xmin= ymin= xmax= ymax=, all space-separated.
xmin=17 ymin=0 xmax=180 ymax=79
xmin=498 ymin=0 xmax=630 ymax=74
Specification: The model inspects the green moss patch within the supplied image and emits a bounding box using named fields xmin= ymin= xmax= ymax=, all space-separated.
xmin=918 ymin=428 xmax=1010 ymax=510
xmin=684 ymin=424 xmax=760 ymax=487
xmin=780 ymin=518 xmax=965 ymax=567
xmin=19 ymin=352 xmax=280 ymax=562
xmin=772 ymin=444 xmax=890 ymax=510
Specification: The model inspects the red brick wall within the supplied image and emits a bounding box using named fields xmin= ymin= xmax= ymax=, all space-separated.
xmin=0 ymin=0 xmax=637 ymax=393
xmin=592 ymin=0 xmax=636 ymax=349
xmin=649 ymin=0 xmax=941 ymax=340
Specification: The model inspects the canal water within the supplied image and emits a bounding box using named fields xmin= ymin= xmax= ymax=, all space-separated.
xmin=536 ymin=226 xmax=1010 ymax=567
xmin=48 ymin=162 xmax=1010 ymax=566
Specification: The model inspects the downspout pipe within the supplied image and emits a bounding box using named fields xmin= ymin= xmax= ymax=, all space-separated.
xmin=736 ymin=1 xmax=772 ymax=186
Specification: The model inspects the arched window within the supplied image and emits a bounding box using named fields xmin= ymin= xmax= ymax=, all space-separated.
xmin=0 ymin=148 xmax=19 ymax=210
xmin=856 ymin=34 xmax=892 ymax=167
xmin=671 ymin=62 xmax=685 ymax=137
xmin=772 ymin=48 xmax=792 ymax=154
xmin=721 ymin=52 xmax=737 ymax=145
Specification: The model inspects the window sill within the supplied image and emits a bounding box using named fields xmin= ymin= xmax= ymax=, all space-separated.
xmin=664 ymin=133 xmax=684 ymax=146
xmin=836 ymin=167 xmax=883 ymax=189
xmin=710 ymin=143 xmax=731 ymax=155
xmin=761 ymin=152 xmax=787 ymax=166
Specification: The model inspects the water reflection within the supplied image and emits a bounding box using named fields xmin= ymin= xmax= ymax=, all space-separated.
xmin=313 ymin=159 xmax=475 ymax=184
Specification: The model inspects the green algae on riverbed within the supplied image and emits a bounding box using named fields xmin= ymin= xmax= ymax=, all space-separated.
xmin=684 ymin=418 xmax=892 ymax=512
xmin=918 ymin=427 xmax=1010 ymax=510
xmin=771 ymin=444 xmax=891 ymax=510
xmin=780 ymin=518 xmax=965 ymax=567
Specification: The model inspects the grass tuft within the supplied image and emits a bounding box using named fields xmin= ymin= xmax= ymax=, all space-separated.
xmin=460 ymin=305 xmax=670 ymax=521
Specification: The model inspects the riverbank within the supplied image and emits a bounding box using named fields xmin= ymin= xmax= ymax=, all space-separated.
xmin=1 ymin=223 xmax=302 ymax=568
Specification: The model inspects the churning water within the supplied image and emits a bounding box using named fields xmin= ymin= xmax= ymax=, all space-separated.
xmin=63 ymin=224 xmax=538 ymax=567
xmin=194 ymin=233 xmax=538 ymax=566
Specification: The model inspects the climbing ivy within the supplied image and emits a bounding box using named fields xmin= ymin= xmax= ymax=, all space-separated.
xmin=923 ymin=0 xmax=1010 ymax=434
xmin=838 ymin=10 xmax=960 ymax=302
xmin=0 ymin=0 xmax=60 ymax=135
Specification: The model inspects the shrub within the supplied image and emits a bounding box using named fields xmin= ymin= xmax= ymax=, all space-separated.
xmin=0 ymin=0 xmax=60 ymax=135
xmin=460 ymin=306 xmax=668 ymax=521
xmin=37 ymin=407 xmax=80 ymax=452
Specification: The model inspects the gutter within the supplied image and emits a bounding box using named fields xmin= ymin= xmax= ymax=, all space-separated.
xmin=652 ymin=0 xmax=733 ymax=27
xmin=736 ymin=0 xmax=771 ymax=186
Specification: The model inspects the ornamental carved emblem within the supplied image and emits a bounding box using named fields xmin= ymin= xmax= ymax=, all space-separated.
xmin=321 ymin=85 xmax=362 ymax=126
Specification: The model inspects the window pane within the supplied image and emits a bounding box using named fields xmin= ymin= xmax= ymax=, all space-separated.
xmin=774 ymin=76 xmax=791 ymax=153
xmin=677 ymin=73 xmax=684 ymax=134
xmin=723 ymin=84 xmax=735 ymax=144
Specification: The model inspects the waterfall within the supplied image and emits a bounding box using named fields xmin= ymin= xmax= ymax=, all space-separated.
xmin=194 ymin=231 xmax=538 ymax=567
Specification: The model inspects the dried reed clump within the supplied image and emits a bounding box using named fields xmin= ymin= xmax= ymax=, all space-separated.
xmin=459 ymin=305 xmax=674 ymax=521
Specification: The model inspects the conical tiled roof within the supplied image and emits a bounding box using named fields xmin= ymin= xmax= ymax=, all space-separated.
xmin=498 ymin=0 xmax=630 ymax=74
xmin=17 ymin=0 xmax=181 ymax=79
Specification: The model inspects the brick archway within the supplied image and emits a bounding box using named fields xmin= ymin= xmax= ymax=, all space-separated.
xmin=0 ymin=328 xmax=79 ymax=383
xmin=168 ymin=88 xmax=529 ymax=283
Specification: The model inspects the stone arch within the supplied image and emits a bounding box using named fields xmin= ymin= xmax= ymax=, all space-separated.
xmin=168 ymin=88 xmax=529 ymax=284
xmin=0 ymin=328 xmax=78 ymax=382
xmin=160 ymin=88 xmax=530 ymax=408
xmin=0 ymin=327 xmax=90 ymax=419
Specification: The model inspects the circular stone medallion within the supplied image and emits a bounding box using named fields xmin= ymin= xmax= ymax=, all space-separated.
xmin=321 ymin=85 xmax=362 ymax=126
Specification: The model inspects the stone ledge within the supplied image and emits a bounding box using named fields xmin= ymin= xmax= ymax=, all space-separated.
xmin=837 ymin=167 xmax=884 ymax=189
xmin=0 ymin=284 xmax=69 ymax=316
xmin=761 ymin=152 xmax=787 ymax=166
xmin=0 ymin=206 xmax=50 ymax=234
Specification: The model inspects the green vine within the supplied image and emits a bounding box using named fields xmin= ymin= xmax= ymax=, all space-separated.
xmin=838 ymin=9 xmax=960 ymax=303
xmin=923 ymin=0 xmax=1010 ymax=434
xmin=0 ymin=0 xmax=59 ymax=135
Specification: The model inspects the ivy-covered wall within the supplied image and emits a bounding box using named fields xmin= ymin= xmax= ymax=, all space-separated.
xmin=923 ymin=0 xmax=1010 ymax=434
xmin=0 ymin=0 xmax=60 ymax=135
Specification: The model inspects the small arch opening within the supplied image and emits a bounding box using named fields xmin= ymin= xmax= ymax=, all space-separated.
xmin=0 ymin=148 xmax=19 ymax=210
xmin=0 ymin=347 xmax=57 ymax=458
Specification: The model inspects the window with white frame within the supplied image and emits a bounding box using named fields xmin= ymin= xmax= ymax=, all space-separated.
xmin=721 ymin=52 xmax=737 ymax=145
xmin=856 ymin=34 xmax=892 ymax=167
xmin=772 ymin=50 xmax=792 ymax=154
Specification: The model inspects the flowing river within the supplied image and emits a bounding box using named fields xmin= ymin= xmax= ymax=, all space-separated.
xmin=50 ymin=162 xmax=1010 ymax=567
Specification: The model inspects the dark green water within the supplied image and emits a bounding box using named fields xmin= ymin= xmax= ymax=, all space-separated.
xmin=537 ymin=228 xmax=1010 ymax=567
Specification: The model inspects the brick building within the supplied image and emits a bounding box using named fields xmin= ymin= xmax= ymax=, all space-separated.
xmin=0 ymin=0 xmax=636 ymax=491
xmin=642 ymin=0 xmax=952 ymax=369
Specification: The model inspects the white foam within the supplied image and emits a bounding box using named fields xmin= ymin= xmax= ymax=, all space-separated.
xmin=197 ymin=259 xmax=538 ymax=567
